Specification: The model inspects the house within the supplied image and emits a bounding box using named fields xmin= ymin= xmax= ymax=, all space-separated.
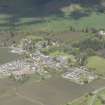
xmin=56 ymin=56 xmax=68 ymax=65
xmin=12 ymin=68 xmax=33 ymax=80
xmin=97 ymin=30 xmax=105 ymax=36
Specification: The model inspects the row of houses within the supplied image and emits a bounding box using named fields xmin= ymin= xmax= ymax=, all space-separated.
xmin=0 ymin=51 xmax=60 ymax=79
xmin=0 ymin=60 xmax=36 ymax=79
xmin=62 ymin=67 xmax=97 ymax=84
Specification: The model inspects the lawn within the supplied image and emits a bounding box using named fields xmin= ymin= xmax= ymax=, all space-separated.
xmin=86 ymin=56 xmax=105 ymax=75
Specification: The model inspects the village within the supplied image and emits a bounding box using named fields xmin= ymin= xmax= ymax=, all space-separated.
xmin=0 ymin=37 xmax=99 ymax=84
xmin=1 ymin=1 xmax=105 ymax=105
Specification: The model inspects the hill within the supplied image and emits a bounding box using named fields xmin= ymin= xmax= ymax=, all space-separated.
xmin=0 ymin=0 xmax=105 ymax=46
xmin=0 ymin=0 xmax=104 ymax=30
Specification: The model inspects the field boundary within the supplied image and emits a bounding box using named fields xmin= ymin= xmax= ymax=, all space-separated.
xmin=15 ymin=91 xmax=45 ymax=105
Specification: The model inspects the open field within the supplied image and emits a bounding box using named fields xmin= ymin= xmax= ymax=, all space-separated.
xmin=47 ymin=31 xmax=89 ymax=43
xmin=0 ymin=77 xmax=105 ymax=105
xmin=0 ymin=48 xmax=19 ymax=64
xmin=86 ymin=56 xmax=105 ymax=75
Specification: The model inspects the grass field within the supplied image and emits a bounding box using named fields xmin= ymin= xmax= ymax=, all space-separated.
xmin=86 ymin=56 xmax=105 ymax=75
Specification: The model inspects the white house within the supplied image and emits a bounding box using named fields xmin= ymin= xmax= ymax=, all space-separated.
xmin=98 ymin=30 xmax=105 ymax=36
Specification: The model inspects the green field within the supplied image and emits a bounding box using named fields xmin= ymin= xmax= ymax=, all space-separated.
xmin=86 ymin=56 xmax=105 ymax=75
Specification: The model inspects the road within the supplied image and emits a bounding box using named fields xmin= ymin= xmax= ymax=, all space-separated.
xmin=89 ymin=87 xmax=105 ymax=105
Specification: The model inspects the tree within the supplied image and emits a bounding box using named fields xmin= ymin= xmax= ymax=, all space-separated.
xmin=76 ymin=52 xmax=88 ymax=66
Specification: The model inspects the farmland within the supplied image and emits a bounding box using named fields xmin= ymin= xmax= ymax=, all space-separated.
xmin=0 ymin=77 xmax=105 ymax=105
xmin=86 ymin=56 xmax=105 ymax=75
